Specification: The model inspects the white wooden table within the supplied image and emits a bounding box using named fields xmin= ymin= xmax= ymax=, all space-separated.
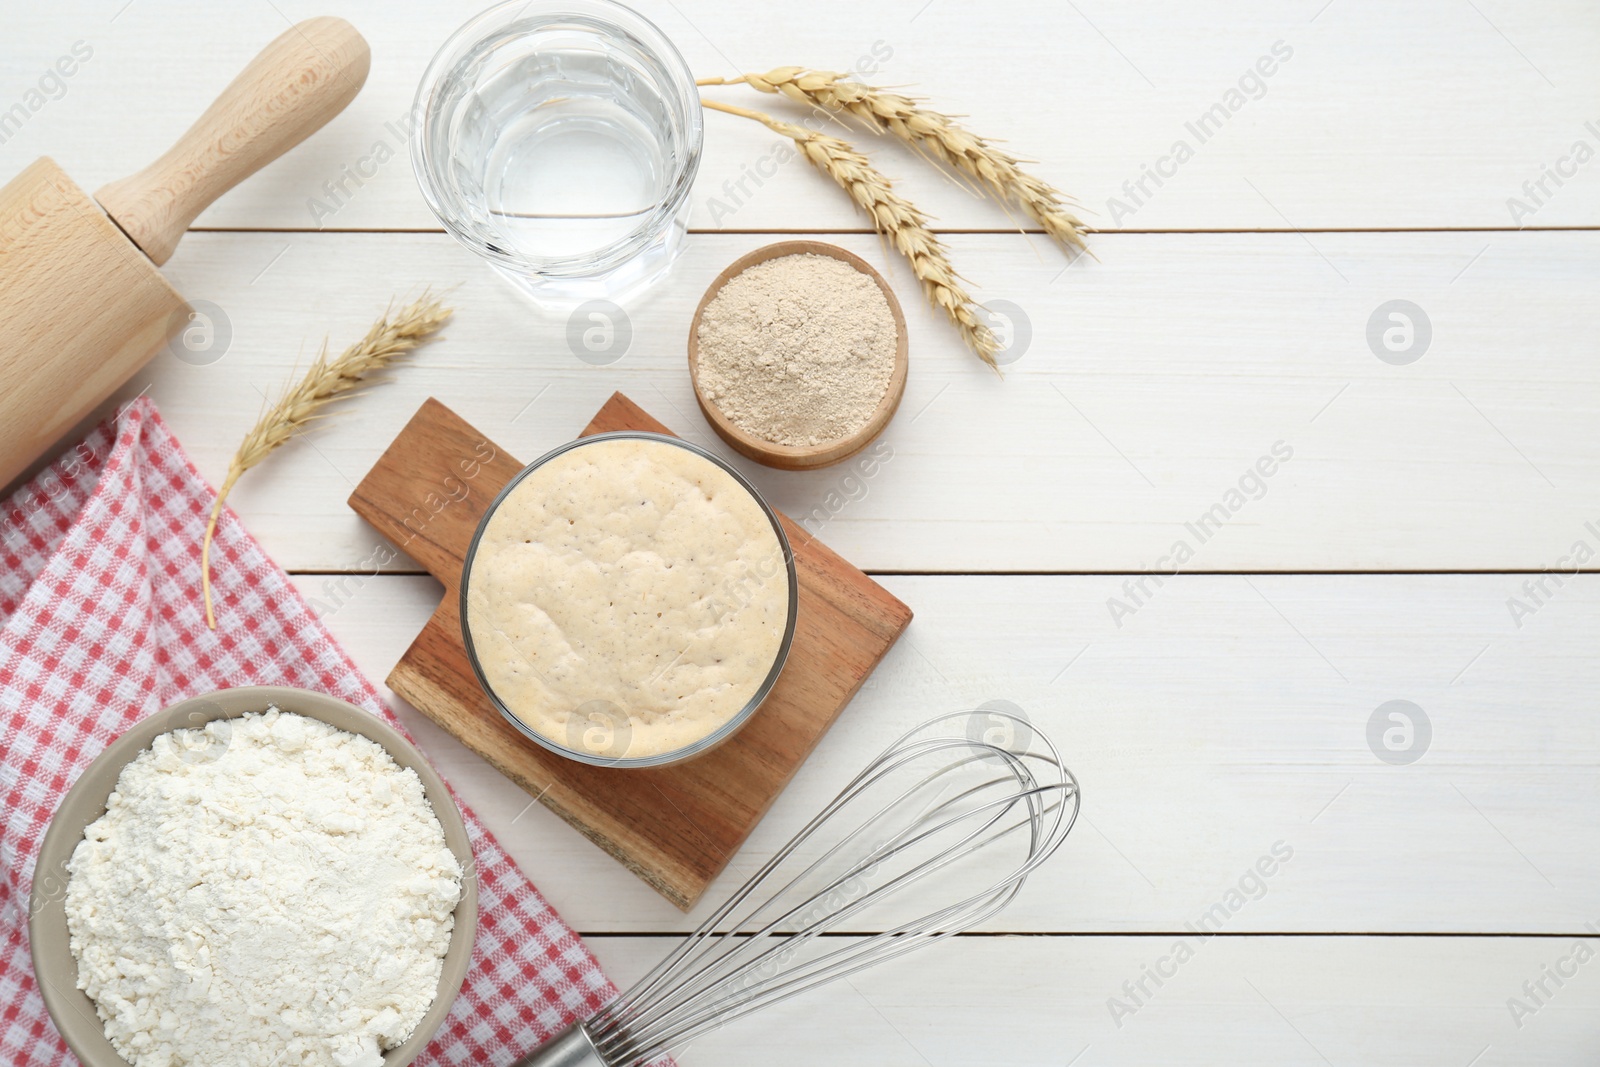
xmin=7 ymin=1 xmax=1600 ymax=1063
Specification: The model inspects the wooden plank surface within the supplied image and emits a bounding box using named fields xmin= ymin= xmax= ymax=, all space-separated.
xmin=7 ymin=1 xmax=1599 ymax=1062
xmin=587 ymin=934 xmax=1600 ymax=1066
xmin=109 ymin=229 xmax=1600 ymax=574
xmin=295 ymin=572 xmax=1600 ymax=936
xmin=4 ymin=1 xmax=1599 ymax=231
xmin=348 ymin=395 xmax=910 ymax=908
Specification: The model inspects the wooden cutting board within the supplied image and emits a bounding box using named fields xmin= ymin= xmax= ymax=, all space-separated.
xmin=349 ymin=393 xmax=913 ymax=910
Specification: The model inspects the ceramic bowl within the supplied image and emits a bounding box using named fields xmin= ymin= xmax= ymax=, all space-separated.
xmin=29 ymin=685 xmax=478 ymax=1067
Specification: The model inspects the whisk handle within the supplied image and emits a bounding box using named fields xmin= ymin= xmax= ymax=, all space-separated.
xmin=510 ymin=1021 xmax=611 ymax=1067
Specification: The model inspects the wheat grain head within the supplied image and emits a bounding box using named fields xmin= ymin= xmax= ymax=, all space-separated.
xmin=200 ymin=293 xmax=453 ymax=627
xmin=705 ymin=67 xmax=1089 ymax=254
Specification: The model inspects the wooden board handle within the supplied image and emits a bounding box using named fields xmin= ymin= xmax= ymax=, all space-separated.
xmin=95 ymin=17 xmax=370 ymax=265
xmin=348 ymin=398 xmax=525 ymax=587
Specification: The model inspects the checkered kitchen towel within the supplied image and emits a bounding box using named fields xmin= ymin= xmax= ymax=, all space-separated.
xmin=0 ymin=398 xmax=620 ymax=1065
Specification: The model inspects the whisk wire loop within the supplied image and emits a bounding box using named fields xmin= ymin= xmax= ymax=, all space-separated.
xmin=551 ymin=711 xmax=1078 ymax=1067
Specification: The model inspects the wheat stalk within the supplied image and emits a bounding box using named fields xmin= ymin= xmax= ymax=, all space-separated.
xmin=702 ymin=98 xmax=1000 ymax=369
xmin=200 ymin=294 xmax=453 ymax=628
xmin=700 ymin=68 xmax=1089 ymax=254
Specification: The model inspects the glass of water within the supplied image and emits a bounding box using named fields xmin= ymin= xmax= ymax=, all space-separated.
xmin=412 ymin=0 xmax=703 ymax=305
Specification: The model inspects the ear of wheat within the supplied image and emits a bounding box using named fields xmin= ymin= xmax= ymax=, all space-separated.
xmin=200 ymin=294 xmax=453 ymax=628
xmin=700 ymin=67 xmax=1089 ymax=254
xmin=702 ymin=98 xmax=1000 ymax=369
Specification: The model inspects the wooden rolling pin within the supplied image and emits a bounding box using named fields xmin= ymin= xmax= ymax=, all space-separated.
xmin=0 ymin=17 xmax=370 ymax=488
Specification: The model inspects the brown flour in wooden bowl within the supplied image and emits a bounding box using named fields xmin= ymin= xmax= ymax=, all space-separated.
xmin=689 ymin=242 xmax=908 ymax=470
xmin=695 ymin=252 xmax=896 ymax=448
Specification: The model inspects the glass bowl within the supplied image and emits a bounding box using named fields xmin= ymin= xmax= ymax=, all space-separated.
xmin=411 ymin=0 xmax=704 ymax=305
xmin=460 ymin=432 xmax=798 ymax=768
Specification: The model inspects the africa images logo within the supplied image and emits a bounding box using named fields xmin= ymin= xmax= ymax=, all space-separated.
xmin=1106 ymin=841 xmax=1295 ymax=1028
xmin=1104 ymin=41 xmax=1294 ymax=227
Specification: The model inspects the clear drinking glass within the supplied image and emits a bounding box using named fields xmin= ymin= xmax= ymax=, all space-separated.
xmin=412 ymin=0 xmax=703 ymax=305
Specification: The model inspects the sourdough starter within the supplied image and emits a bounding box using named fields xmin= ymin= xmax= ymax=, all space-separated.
xmin=465 ymin=437 xmax=789 ymax=758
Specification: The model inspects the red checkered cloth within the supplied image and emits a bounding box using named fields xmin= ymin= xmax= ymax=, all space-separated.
xmin=0 ymin=398 xmax=620 ymax=1066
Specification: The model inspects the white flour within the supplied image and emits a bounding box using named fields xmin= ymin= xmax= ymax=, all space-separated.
xmin=64 ymin=708 xmax=463 ymax=1067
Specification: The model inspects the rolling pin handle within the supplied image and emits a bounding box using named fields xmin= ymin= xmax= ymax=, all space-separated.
xmin=95 ymin=16 xmax=370 ymax=265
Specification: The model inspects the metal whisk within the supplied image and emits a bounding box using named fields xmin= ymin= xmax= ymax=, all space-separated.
xmin=512 ymin=709 xmax=1079 ymax=1067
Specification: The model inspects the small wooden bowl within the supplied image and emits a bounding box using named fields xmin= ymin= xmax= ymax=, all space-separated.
xmin=688 ymin=240 xmax=909 ymax=471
